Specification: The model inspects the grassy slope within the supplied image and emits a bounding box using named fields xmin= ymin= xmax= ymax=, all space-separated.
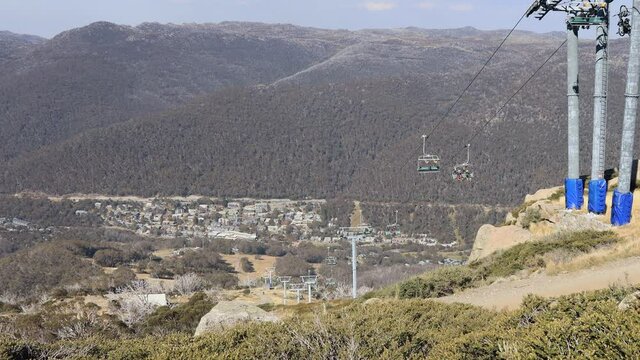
xmin=368 ymin=230 xmax=620 ymax=300
xmin=3 ymin=286 xmax=640 ymax=359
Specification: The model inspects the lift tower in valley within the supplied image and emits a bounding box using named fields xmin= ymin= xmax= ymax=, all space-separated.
xmin=527 ymin=1 xmax=613 ymax=212
xmin=612 ymin=2 xmax=640 ymax=225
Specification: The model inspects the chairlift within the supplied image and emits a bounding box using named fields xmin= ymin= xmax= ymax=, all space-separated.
xmin=417 ymin=135 xmax=441 ymax=173
xmin=452 ymin=144 xmax=474 ymax=182
xmin=568 ymin=1 xmax=609 ymax=28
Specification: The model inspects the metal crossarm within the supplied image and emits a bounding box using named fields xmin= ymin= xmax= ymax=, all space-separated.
xmin=527 ymin=0 xmax=564 ymax=19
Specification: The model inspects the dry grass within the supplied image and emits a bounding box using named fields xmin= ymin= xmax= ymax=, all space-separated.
xmin=221 ymin=254 xmax=278 ymax=282
xmin=152 ymin=249 xmax=174 ymax=259
xmin=546 ymin=235 xmax=640 ymax=275
xmin=542 ymin=184 xmax=640 ymax=275
xmin=350 ymin=201 xmax=363 ymax=227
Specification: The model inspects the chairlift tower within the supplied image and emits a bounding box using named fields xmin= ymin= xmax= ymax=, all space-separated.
xmin=289 ymin=283 xmax=306 ymax=304
xmin=527 ymin=1 xmax=613 ymax=212
xmin=566 ymin=15 xmax=583 ymax=209
xmin=301 ymin=273 xmax=318 ymax=304
xmin=612 ymin=1 xmax=640 ymax=225
xmin=278 ymin=276 xmax=292 ymax=305
xmin=350 ymin=237 xmax=357 ymax=298
xmin=263 ymin=267 xmax=275 ymax=289
xmin=325 ymin=247 xmax=338 ymax=287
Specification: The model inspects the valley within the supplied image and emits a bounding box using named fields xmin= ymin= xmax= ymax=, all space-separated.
xmin=3 ymin=7 xmax=640 ymax=358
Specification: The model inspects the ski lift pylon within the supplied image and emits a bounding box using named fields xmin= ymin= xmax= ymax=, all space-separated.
xmin=417 ymin=135 xmax=441 ymax=173
xmin=452 ymin=144 xmax=474 ymax=182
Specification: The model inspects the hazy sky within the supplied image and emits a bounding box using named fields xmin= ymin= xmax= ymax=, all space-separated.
xmin=0 ymin=0 xmax=634 ymax=38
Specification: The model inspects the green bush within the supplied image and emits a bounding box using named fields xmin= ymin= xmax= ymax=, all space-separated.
xmin=137 ymin=292 xmax=214 ymax=336
xmin=0 ymin=302 xmax=20 ymax=314
xmin=548 ymin=188 xmax=565 ymax=201
xmin=0 ymin=337 xmax=43 ymax=360
xmin=5 ymin=287 xmax=640 ymax=359
xmin=520 ymin=207 xmax=542 ymax=229
xmin=398 ymin=266 xmax=477 ymax=299
xmin=240 ymin=257 xmax=255 ymax=273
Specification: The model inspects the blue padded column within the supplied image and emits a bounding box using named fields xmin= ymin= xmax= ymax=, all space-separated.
xmin=588 ymin=179 xmax=607 ymax=214
xmin=564 ymin=178 xmax=584 ymax=210
xmin=611 ymin=190 xmax=633 ymax=226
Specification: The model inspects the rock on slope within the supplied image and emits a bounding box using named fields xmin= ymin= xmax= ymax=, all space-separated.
xmin=194 ymin=301 xmax=279 ymax=336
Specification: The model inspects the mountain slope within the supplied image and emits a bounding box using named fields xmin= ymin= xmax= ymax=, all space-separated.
xmin=0 ymin=22 xmax=348 ymax=161
xmin=1 ymin=36 xmax=635 ymax=205
xmin=0 ymin=23 xmax=566 ymax=164
xmin=0 ymin=31 xmax=44 ymax=63
xmin=1 ymin=23 xmax=637 ymax=207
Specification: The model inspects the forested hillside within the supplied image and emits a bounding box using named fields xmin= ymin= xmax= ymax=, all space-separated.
xmin=0 ymin=22 xmax=346 ymax=161
xmin=0 ymin=31 xmax=44 ymax=63
xmin=0 ymin=22 xmax=636 ymax=206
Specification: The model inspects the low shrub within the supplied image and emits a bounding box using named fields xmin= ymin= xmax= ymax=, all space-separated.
xmin=7 ymin=287 xmax=640 ymax=359
xmin=240 ymin=257 xmax=254 ymax=273
xmin=137 ymin=292 xmax=214 ymax=336
xmin=397 ymin=266 xmax=477 ymax=299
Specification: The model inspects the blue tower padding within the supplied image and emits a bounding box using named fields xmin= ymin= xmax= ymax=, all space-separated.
xmin=588 ymin=179 xmax=608 ymax=214
xmin=612 ymin=190 xmax=634 ymax=226
xmin=565 ymin=178 xmax=584 ymax=209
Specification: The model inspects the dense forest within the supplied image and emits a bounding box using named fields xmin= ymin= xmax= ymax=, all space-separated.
xmin=0 ymin=23 xmax=636 ymax=207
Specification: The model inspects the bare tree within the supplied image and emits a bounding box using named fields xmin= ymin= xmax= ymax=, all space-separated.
xmin=107 ymin=280 xmax=160 ymax=326
xmin=173 ymin=273 xmax=204 ymax=296
xmin=333 ymin=283 xmax=372 ymax=299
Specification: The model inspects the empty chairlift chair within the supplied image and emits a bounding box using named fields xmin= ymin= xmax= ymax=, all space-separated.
xmin=417 ymin=135 xmax=441 ymax=173
xmin=452 ymin=144 xmax=474 ymax=181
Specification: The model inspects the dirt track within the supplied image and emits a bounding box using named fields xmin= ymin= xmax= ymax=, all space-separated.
xmin=438 ymin=256 xmax=640 ymax=310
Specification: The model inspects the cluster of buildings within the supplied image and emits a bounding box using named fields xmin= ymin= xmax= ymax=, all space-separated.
xmin=91 ymin=198 xmax=326 ymax=240
xmin=68 ymin=197 xmax=462 ymax=250
xmin=334 ymin=225 xmax=458 ymax=248
xmin=0 ymin=217 xmax=45 ymax=233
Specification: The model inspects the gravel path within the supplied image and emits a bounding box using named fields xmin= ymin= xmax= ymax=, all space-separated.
xmin=437 ymin=256 xmax=640 ymax=310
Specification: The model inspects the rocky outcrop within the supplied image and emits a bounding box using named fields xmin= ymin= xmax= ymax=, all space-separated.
xmin=194 ymin=301 xmax=279 ymax=336
xmin=469 ymin=192 xmax=611 ymax=262
xmin=524 ymin=186 xmax=563 ymax=204
xmin=468 ymin=225 xmax=533 ymax=262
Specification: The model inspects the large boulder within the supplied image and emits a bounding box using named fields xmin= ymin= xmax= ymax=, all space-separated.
xmin=618 ymin=291 xmax=640 ymax=311
xmin=194 ymin=301 xmax=279 ymax=336
xmin=468 ymin=224 xmax=533 ymax=263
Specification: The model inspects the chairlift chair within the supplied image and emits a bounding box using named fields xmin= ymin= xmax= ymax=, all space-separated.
xmin=568 ymin=1 xmax=610 ymax=28
xmin=417 ymin=135 xmax=441 ymax=173
xmin=452 ymin=144 xmax=474 ymax=182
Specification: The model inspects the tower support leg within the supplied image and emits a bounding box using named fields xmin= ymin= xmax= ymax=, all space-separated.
xmin=613 ymin=0 xmax=640 ymax=225
xmin=588 ymin=18 xmax=610 ymax=214
xmin=566 ymin=23 xmax=583 ymax=210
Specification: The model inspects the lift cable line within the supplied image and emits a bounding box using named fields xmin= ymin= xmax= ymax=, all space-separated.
xmin=378 ymin=8 xmax=532 ymax=181
xmin=460 ymin=39 xmax=568 ymax=151
xmin=392 ymin=38 xmax=568 ymax=185
xmin=419 ymin=12 xmax=529 ymax=144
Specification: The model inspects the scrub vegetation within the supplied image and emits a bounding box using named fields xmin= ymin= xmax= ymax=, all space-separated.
xmin=2 ymin=287 xmax=640 ymax=359
xmin=370 ymin=230 xmax=620 ymax=300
